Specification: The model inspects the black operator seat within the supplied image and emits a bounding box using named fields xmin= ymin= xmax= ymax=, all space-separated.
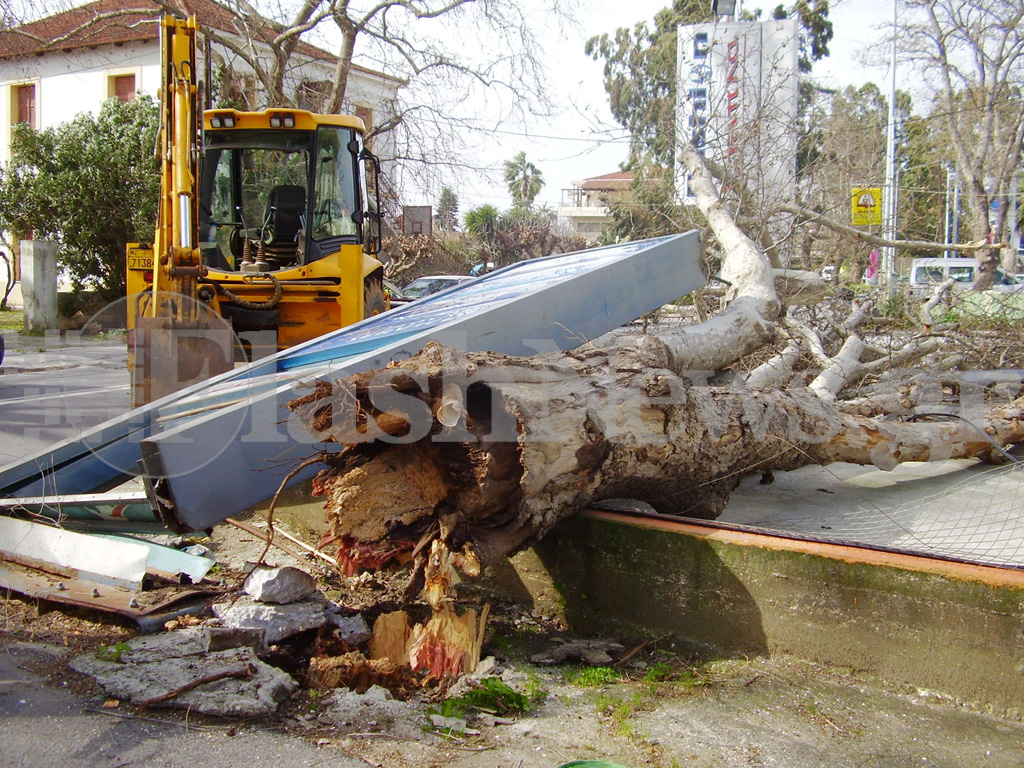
xmin=262 ymin=184 xmax=306 ymax=263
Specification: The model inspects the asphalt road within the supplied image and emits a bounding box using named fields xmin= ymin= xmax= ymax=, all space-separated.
xmin=0 ymin=332 xmax=374 ymax=768
xmin=0 ymin=333 xmax=131 ymax=469
xmin=0 ymin=642 xmax=366 ymax=768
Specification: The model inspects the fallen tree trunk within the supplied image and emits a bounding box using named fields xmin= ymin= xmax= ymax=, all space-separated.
xmin=288 ymin=337 xmax=1024 ymax=573
xmin=283 ymin=143 xmax=1024 ymax=592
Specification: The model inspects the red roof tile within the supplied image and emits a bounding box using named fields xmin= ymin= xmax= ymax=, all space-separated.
xmin=0 ymin=0 xmax=401 ymax=83
xmin=585 ymin=171 xmax=634 ymax=182
xmin=575 ymin=169 xmax=665 ymax=190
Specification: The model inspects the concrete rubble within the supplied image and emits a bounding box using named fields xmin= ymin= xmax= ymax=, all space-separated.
xmin=69 ymin=626 xmax=298 ymax=717
xmin=68 ymin=562 xmax=363 ymax=717
xmin=317 ymin=684 xmax=425 ymax=741
xmin=243 ymin=565 xmax=318 ymax=604
xmin=325 ymin=605 xmax=371 ymax=644
xmin=212 ymin=595 xmax=327 ymax=646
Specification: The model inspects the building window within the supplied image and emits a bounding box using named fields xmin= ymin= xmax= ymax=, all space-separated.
xmin=109 ymin=74 xmax=136 ymax=102
xmin=14 ymin=84 xmax=36 ymax=127
xmin=297 ymin=80 xmax=330 ymax=112
xmin=354 ymin=105 xmax=374 ymax=131
xmin=354 ymin=105 xmax=374 ymax=147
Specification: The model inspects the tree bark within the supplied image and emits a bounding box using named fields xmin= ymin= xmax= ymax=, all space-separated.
xmin=289 ymin=337 xmax=1024 ymax=570
xmin=285 ymin=142 xmax=1024 ymax=576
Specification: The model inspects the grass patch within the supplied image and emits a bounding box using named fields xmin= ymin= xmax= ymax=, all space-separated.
xmin=428 ymin=698 xmax=466 ymax=721
xmin=95 ymin=641 xmax=131 ymax=663
xmin=0 ymin=308 xmax=23 ymax=331
xmin=522 ymin=669 xmax=549 ymax=705
xmin=449 ymin=677 xmax=533 ymax=715
xmin=571 ymin=666 xmax=624 ymax=687
xmin=642 ymin=661 xmax=677 ymax=683
xmin=594 ymin=689 xmax=646 ymax=739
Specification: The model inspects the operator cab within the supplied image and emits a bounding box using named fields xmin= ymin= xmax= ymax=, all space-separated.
xmin=198 ymin=110 xmax=374 ymax=273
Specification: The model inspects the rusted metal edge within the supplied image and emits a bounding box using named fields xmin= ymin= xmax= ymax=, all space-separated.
xmin=582 ymin=508 xmax=1024 ymax=589
xmin=0 ymin=559 xmax=221 ymax=630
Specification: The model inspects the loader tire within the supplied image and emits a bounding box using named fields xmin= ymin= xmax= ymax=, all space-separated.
xmin=364 ymin=279 xmax=387 ymax=318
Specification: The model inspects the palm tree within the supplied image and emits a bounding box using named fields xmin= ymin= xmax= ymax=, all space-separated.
xmin=503 ymin=152 xmax=544 ymax=209
xmin=464 ymin=204 xmax=500 ymax=241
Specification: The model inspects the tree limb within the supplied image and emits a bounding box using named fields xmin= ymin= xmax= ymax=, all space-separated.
xmin=778 ymin=201 xmax=1003 ymax=253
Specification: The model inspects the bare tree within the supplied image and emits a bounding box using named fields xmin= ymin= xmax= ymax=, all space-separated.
xmin=2 ymin=0 xmax=572 ymax=186
xmin=901 ymin=0 xmax=1024 ymax=284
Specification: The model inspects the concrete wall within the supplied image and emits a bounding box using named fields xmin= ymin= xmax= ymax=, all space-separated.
xmin=495 ymin=510 xmax=1024 ymax=716
xmin=21 ymin=240 xmax=57 ymax=331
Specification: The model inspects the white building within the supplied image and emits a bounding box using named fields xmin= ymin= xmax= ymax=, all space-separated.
xmin=558 ymin=171 xmax=637 ymax=241
xmin=675 ymin=19 xmax=799 ymax=210
xmin=0 ymin=0 xmax=404 ymax=290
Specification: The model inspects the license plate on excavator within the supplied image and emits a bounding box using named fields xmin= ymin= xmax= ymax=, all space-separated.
xmin=128 ymin=255 xmax=154 ymax=271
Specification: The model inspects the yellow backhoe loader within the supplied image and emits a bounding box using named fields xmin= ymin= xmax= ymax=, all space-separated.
xmin=126 ymin=15 xmax=387 ymax=405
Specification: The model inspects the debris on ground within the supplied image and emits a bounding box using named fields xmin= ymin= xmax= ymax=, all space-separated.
xmin=243 ymin=565 xmax=318 ymax=603
xmin=68 ymin=626 xmax=298 ymax=717
xmin=530 ymin=638 xmax=626 ymax=666
xmin=212 ymin=595 xmax=327 ymax=646
xmin=317 ymin=684 xmax=425 ymax=741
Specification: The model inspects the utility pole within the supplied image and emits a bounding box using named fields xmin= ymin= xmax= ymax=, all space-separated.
xmin=952 ymin=174 xmax=961 ymax=257
xmin=1011 ymin=169 xmax=1021 ymax=269
xmin=882 ymin=0 xmax=899 ymax=296
xmin=943 ymin=165 xmax=955 ymax=258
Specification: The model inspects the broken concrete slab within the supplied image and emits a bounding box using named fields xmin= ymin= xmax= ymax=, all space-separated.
xmin=212 ymin=595 xmax=326 ymax=645
xmin=205 ymin=626 xmax=266 ymax=653
xmin=244 ymin=565 xmax=317 ymax=604
xmin=69 ymin=627 xmax=298 ymax=717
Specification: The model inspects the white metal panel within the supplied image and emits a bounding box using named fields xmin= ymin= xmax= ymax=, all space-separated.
xmin=0 ymin=516 xmax=148 ymax=590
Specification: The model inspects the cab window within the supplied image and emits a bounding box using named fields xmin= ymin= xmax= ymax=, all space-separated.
xmin=312 ymin=126 xmax=359 ymax=242
xmin=200 ymin=130 xmax=312 ymax=271
xmin=949 ymin=266 xmax=975 ymax=282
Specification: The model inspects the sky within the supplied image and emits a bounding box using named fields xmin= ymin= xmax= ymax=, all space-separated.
xmin=9 ymin=0 xmax=899 ymax=213
xmin=441 ymin=0 xmax=899 ymax=214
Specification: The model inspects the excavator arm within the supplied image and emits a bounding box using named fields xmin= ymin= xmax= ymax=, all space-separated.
xmin=129 ymin=15 xmax=234 ymax=406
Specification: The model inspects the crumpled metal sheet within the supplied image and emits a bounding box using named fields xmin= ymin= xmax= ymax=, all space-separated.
xmin=0 ymin=559 xmax=221 ymax=632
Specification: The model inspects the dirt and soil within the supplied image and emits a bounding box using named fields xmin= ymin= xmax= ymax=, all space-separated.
xmin=3 ymin=517 xmax=1024 ymax=768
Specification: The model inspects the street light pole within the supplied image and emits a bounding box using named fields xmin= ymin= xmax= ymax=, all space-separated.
xmin=882 ymin=0 xmax=899 ymax=296
xmin=943 ymin=164 xmax=954 ymax=258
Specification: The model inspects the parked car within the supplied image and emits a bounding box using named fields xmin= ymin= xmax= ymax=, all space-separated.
xmin=383 ymin=278 xmax=412 ymax=306
xmin=907 ymin=258 xmax=1021 ymax=299
xmin=401 ymin=275 xmax=476 ymax=299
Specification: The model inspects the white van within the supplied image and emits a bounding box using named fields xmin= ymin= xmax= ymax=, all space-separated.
xmin=907 ymin=258 xmax=1020 ymax=299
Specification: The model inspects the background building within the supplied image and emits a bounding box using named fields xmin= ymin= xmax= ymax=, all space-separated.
xmin=0 ymin=0 xmax=404 ymax=293
xmin=675 ymin=19 xmax=799 ymax=212
xmin=558 ymin=171 xmax=636 ymax=241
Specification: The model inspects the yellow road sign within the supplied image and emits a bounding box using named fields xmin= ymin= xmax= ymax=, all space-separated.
xmin=852 ymin=187 xmax=882 ymax=227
